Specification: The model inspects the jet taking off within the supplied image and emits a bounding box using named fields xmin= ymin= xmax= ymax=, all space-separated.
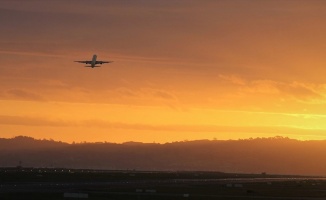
xmin=74 ymin=54 xmax=113 ymax=68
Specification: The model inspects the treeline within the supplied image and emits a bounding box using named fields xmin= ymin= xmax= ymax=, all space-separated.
xmin=0 ymin=136 xmax=325 ymax=176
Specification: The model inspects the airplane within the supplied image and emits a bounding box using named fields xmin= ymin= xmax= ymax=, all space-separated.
xmin=74 ymin=54 xmax=113 ymax=68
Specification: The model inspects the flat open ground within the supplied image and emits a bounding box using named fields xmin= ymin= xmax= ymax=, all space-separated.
xmin=1 ymin=168 xmax=325 ymax=200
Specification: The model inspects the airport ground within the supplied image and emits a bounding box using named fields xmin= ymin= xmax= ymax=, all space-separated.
xmin=0 ymin=168 xmax=326 ymax=199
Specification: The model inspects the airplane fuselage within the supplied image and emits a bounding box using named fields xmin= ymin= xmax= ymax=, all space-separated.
xmin=91 ymin=54 xmax=97 ymax=68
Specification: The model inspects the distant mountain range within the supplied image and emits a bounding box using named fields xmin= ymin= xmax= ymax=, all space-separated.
xmin=1 ymin=136 xmax=326 ymax=176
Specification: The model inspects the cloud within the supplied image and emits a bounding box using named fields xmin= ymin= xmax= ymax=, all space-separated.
xmin=282 ymin=82 xmax=322 ymax=100
xmin=220 ymin=75 xmax=325 ymax=102
xmin=0 ymin=114 xmax=325 ymax=139
xmin=0 ymin=115 xmax=69 ymax=127
xmin=219 ymin=74 xmax=246 ymax=85
xmin=116 ymin=87 xmax=138 ymax=97
xmin=153 ymin=90 xmax=177 ymax=100
xmin=241 ymin=80 xmax=280 ymax=94
xmin=0 ymin=50 xmax=66 ymax=58
xmin=115 ymin=87 xmax=178 ymax=101
xmin=6 ymin=89 xmax=45 ymax=101
xmin=41 ymin=79 xmax=70 ymax=89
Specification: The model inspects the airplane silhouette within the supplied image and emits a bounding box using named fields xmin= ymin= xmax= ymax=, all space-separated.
xmin=74 ymin=54 xmax=113 ymax=68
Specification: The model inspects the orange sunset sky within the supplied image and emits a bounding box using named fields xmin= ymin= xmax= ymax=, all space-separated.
xmin=1 ymin=0 xmax=326 ymax=143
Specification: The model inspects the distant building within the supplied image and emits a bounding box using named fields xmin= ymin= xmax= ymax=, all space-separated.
xmin=63 ymin=193 xmax=88 ymax=199
xmin=145 ymin=189 xmax=156 ymax=193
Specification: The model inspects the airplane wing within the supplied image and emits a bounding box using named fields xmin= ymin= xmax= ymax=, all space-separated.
xmin=74 ymin=61 xmax=92 ymax=64
xmin=95 ymin=61 xmax=113 ymax=64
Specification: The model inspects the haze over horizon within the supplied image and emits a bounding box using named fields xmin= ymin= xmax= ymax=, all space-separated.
xmin=2 ymin=135 xmax=326 ymax=176
xmin=1 ymin=0 xmax=326 ymax=143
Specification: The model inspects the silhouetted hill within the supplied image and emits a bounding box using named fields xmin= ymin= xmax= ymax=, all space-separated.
xmin=0 ymin=136 xmax=68 ymax=150
xmin=1 ymin=136 xmax=326 ymax=176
